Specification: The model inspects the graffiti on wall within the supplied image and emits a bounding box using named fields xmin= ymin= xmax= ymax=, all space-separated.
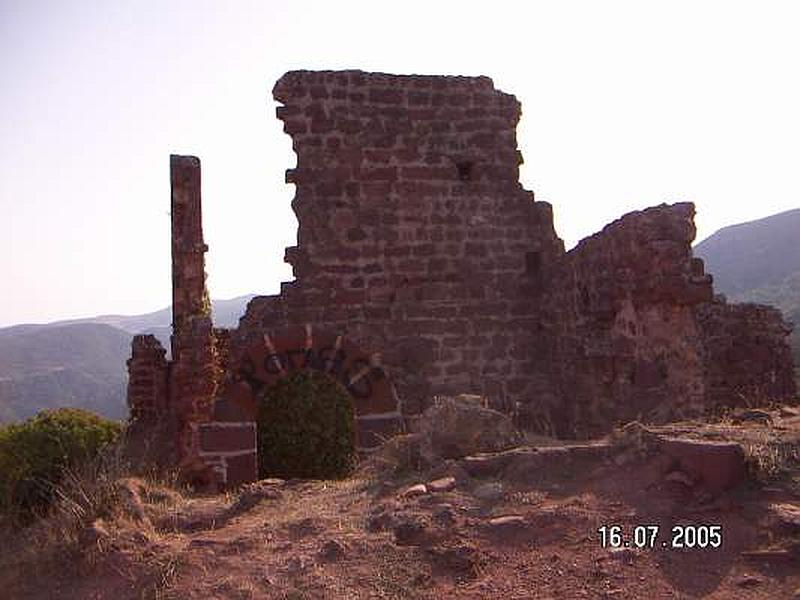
xmin=233 ymin=324 xmax=398 ymax=416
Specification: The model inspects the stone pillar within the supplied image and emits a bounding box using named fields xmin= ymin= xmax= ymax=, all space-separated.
xmin=168 ymin=155 xmax=218 ymax=475
xmin=170 ymin=155 xmax=208 ymax=362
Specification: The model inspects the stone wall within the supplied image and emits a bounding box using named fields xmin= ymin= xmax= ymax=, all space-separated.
xmin=237 ymin=70 xmax=564 ymax=426
xmin=540 ymin=203 xmax=713 ymax=437
xmin=126 ymin=334 xmax=168 ymax=425
xmin=697 ymin=301 xmax=796 ymax=407
xmin=127 ymin=70 xmax=797 ymax=488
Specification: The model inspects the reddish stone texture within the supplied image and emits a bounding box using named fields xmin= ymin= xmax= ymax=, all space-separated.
xmin=168 ymin=155 xmax=220 ymax=479
xmin=657 ymin=437 xmax=746 ymax=497
xmin=238 ymin=70 xmax=565 ymax=425
xmin=126 ymin=334 xmax=168 ymax=424
xmin=696 ymin=301 xmax=796 ymax=407
xmin=220 ymin=324 xmax=401 ymax=453
xmin=224 ymin=452 xmax=258 ymax=487
xmin=127 ymin=70 xmax=796 ymax=488
xmin=198 ymin=423 xmax=256 ymax=453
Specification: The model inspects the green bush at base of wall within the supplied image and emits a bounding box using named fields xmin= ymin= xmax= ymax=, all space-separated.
xmin=257 ymin=371 xmax=356 ymax=480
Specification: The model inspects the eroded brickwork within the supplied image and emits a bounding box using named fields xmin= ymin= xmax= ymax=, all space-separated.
xmin=542 ymin=203 xmax=714 ymax=437
xmin=237 ymin=70 xmax=564 ymax=425
xmin=127 ymin=70 xmax=796 ymax=488
xmin=126 ymin=334 xmax=168 ymax=424
xmin=697 ymin=301 xmax=796 ymax=407
xmin=167 ymin=156 xmax=221 ymax=478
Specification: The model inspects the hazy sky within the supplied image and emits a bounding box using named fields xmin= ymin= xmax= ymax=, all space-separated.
xmin=2 ymin=1 xmax=799 ymax=327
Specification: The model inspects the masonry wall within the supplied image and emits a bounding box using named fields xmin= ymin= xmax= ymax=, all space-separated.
xmin=540 ymin=203 xmax=714 ymax=437
xmin=127 ymin=69 xmax=797 ymax=488
xmin=697 ymin=301 xmax=796 ymax=406
xmin=234 ymin=70 xmax=565 ymax=427
xmin=230 ymin=70 xmax=796 ymax=436
xmin=127 ymin=334 xmax=169 ymax=425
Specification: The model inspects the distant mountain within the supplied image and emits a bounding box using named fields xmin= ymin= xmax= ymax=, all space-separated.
xmin=0 ymin=294 xmax=256 ymax=424
xmin=694 ymin=209 xmax=800 ymax=368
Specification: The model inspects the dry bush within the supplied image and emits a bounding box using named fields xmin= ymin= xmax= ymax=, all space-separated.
xmin=0 ymin=438 xmax=187 ymax=596
xmin=741 ymin=435 xmax=800 ymax=484
xmin=359 ymin=433 xmax=429 ymax=479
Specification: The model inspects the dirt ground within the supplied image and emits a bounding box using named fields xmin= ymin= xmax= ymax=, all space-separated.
xmin=2 ymin=409 xmax=799 ymax=599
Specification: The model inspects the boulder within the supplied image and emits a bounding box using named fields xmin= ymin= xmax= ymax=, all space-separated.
xmin=418 ymin=395 xmax=522 ymax=459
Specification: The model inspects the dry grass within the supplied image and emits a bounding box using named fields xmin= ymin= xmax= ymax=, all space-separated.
xmin=358 ymin=433 xmax=428 ymax=479
xmin=741 ymin=434 xmax=800 ymax=485
xmin=0 ymin=440 xmax=191 ymax=599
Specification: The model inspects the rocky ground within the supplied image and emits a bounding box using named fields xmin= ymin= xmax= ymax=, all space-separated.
xmin=2 ymin=400 xmax=799 ymax=599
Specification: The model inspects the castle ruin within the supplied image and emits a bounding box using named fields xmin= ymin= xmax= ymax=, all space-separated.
xmin=127 ymin=70 xmax=796 ymax=488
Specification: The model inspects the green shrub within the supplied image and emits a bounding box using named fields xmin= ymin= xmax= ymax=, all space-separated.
xmin=0 ymin=408 xmax=122 ymax=520
xmin=257 ymin=371 xmax=356 ymax=479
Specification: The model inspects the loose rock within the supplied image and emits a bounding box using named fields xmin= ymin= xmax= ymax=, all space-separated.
xmin=400 ymin=483 xmax=428 ymax=498
xmin=428 ymin=477 xmax=456 ymax=493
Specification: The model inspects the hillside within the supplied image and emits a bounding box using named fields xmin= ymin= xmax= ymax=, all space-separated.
xmin=695 ymin=209 xmax=800 ymax=367
xmin=694 ymin=208 xmax=800 ymax=298
xmin=0 ymin=295 xmax=255 ymax=423
xmin=0 ymin=323 xmax=131 ymax=422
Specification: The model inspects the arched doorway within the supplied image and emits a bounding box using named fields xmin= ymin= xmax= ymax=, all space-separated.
xmin=198 ymin=325 xmax=403 ymax=487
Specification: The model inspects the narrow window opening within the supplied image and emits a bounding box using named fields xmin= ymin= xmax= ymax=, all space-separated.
xmin=456 ymin=161 xmax=474 ymax=181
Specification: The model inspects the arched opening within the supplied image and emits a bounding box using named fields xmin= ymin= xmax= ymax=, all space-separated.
xmin=256 ymin=369 xmax=356 ymax=479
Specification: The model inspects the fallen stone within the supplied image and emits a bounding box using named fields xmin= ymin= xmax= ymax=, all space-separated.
xmin=366 ymin=505 xmax=398 ymax=532
xmin=400 ymin=483 xmax=428 ymax=498
xmin=79 ymin=519 xmax=110 ymax=549
xmin=428 ymin=477 xmax=456 ymax=493
xmin=740 ymin=548 xmax=795 ymax=561
xmin=657 ymin=437 xmax=746 ymax=496
xmin=230 ymin=480 xmax=283 ymax=513
xmin=503 ymin=444 xmax=612 ymax=482
xmin=461 ymin=452 xmax=516 ymax=477
xmin=286 ymin=556 xmax=308 ymax=573
xmin=769 ymin=503 xmax=800 ymax=529
xmin=115 ymin=478 xmax=149 ymax=523
xmin=287 ymin=517 xmax=320 ymax=539
xmin=487 ymin=515 xmax=526 ymax=533
xmin=426 ymin=542 xmax=481 ymax=578
xmin=189 ymin=537 xmax=227 ymax=548
xmin=418 ymin=396 xmax=522 ymax=459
